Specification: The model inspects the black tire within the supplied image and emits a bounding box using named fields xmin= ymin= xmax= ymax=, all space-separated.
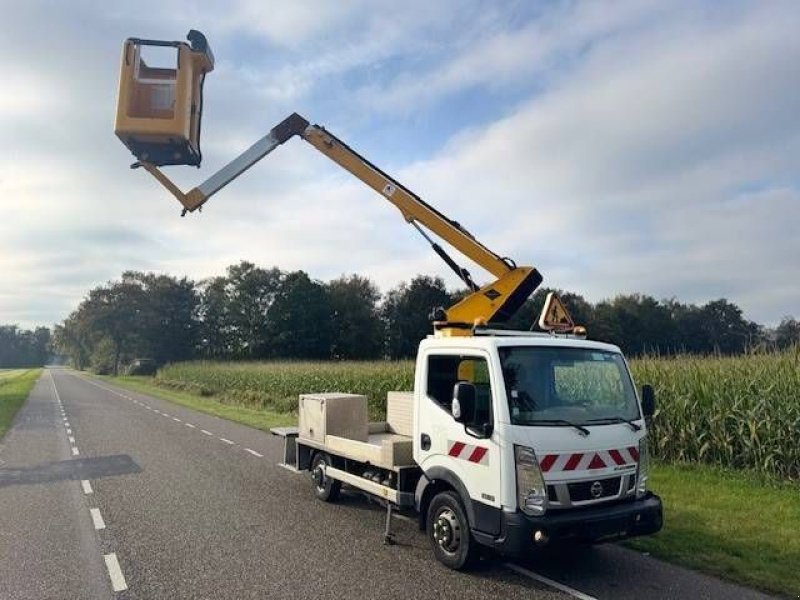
xmin=310 ymin=453 xmax=341 ymax=502
xmin=427 ymin=490 xmax=479 ymax=570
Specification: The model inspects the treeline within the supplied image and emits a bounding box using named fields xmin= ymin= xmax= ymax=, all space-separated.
xmin=0 ymin=325 xmax=51 ymax=367
xmin=48 ymin=261 xmax=798 ymax=373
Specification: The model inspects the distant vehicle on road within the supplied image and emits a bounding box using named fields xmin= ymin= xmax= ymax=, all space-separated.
xmin=126 ymin=358 xmax=156 ymax=376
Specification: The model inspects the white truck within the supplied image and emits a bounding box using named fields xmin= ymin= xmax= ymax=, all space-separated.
xmin=272 ymin=327 xmax=662 ymax=569
xmin=114 ymin=30 xmax=663 ymax=569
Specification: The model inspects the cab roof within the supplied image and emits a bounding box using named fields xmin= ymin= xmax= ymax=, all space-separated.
xmin=422 ymin=330 xmax=622 ymax=354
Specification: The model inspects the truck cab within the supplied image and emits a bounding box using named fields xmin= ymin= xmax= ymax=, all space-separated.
xmin=413 ymin=330 xmax=662 ymax=567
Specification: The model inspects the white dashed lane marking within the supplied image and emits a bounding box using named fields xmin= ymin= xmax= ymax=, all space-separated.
xmin=172 ymin=417 xmax=181 ymax=422
xmin=504 ymin=563 xmax=597 ymax=600
xmin=201 ymin=430 xmax=213 ymax=436
xmin=244 ymin=448 xmax=263 ymax=458
xmin=219 ymin=438 xmax=235 ymax=445
xmin=54 ymin=374 xmax=135 ymax=595
xmin=104 ymin=553 xmax=128 ymax=592
xmin=185 ymin=423 xmax=196 ymax=429
xmin=90 ymin=508 xmax=106 ymax=530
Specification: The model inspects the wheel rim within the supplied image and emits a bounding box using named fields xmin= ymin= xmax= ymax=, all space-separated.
xmin=432 ymin=507 xmax=461 ymax=555
xmin=312 ymin=460 xmax=327 ymax=492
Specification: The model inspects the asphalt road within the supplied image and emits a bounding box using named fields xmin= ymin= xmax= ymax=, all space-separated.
xmin=0 ymin=369 xmax=777 ymax=599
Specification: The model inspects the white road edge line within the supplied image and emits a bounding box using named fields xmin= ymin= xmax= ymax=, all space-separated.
xmin=71 ymin=447 xmax=80 ymax=456
xmin=50 ymin=371 xmax=62 ymax=405
xmin=244 ymin=448 xmax=263 ymax=458
xmin=201 ymin=429 xmax=213 ymax=436
xmin=104 ymin=553 xmax=128 ymax=592
xmin=504 ymin=563 xmax=597 ymax=600
xmin=219 ymin=438 xmax=234 ymax=445
xmin=90 ymin=508 xmax=106 ymax=530
xmin=81 ymin=480 xmax=93 ymax=495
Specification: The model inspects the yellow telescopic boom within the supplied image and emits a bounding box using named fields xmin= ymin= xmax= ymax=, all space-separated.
xmin=115 ymin=34 xmax=543 ymax=332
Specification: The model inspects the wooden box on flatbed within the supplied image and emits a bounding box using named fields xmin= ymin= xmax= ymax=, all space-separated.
xmin=298 ymin=393 xmax=368 ymax=443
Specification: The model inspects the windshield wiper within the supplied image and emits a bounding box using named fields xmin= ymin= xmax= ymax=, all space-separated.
xmin=529 ymin=419 xmax=590 ymax=436
xmin=586 ymin=416 xmax=642 ymax=432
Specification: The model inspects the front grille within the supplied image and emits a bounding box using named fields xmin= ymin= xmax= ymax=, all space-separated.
xmin=547 ymin=485 xmax=558 ymax=502
xmin=567 ymin=476 xmax=621 ymax=502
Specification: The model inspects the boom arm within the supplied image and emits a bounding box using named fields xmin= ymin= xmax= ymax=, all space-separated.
xmin=138 ymin=113 xmax=542 ymax=330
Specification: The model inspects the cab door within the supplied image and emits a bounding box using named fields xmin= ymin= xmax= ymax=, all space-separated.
xmin=415 ymin=350 xmax=503 ymax=529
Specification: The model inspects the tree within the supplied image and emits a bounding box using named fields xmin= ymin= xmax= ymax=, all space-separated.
xmin=382 ymin=276 xmax=451 ymax=359
xmin=267 ymin=271 xmax=332 ymax=359
xmin=327 ymin=274 xmax=382 ymax=359
xmin=121 ymin=271 xmax=199 ymax=365
xmin=53 ymin=317 xmax=90 ymax=369
xmin=198 ymin=276 xmax=233 ymax=357
xmin=80 ymin=280 xmax=146 ymax=374
xmin=225 ymin=262 xmax=283 ymax=358
xmin=0 ymin=325 xmax=51 ymax=367
xmin=775 ymin=317 xmax=800 ymax=349
xmin=700 ymin=299 xmax=758 ymax=354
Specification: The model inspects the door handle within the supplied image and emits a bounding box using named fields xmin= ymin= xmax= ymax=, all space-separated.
xmin=420 ymin=433 xmax=431 ymax=451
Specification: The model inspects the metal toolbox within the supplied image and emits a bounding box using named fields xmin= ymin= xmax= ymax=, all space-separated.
xmin=298 ymin=393 xmax=368 ymax=443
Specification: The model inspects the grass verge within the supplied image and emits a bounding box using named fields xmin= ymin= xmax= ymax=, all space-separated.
xmin=96 ymin=375 xmax=295 ymax=431
xmin=0 ymin=369 xmax=42 ymax=439
xmin=627 ymin=463 xmax=800 ymax=597
xmin=98 ymin=373 xmax=798 ymax=596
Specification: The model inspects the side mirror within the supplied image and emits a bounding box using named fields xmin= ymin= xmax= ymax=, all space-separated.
xmin=641 ymin=384 xmax=655 ymax=419
xmin=452 ymin=382 xmax=476 ymax=424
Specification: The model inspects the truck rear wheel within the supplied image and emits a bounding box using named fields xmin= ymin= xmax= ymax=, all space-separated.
xmin=427 ymin=491 xmax=479 ymax=570
xmin=311 ymin=453 xmax=341 ymax=502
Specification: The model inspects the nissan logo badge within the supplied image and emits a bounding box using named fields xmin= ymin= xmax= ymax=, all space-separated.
xmin=590 ymin=481 xmax=603 ymax=499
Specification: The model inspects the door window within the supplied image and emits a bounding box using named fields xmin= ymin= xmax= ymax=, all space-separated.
xmin=426 ymin=355 xmax=493 ymax=425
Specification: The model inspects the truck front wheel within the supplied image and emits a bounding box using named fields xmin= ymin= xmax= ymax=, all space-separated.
xmin=427 ymin=491 xmax=479 ymax=570
xmin=311 ymin=453 xmax=341 ymax=502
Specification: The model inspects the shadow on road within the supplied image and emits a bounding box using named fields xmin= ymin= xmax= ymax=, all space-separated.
xmin=0 ymin=454 xmax=141 ymax=487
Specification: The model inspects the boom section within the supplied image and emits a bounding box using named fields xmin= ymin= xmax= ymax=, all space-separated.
xmin=301 ymin=124 xmax=512 ymax=280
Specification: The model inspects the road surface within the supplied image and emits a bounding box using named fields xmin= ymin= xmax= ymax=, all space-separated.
xmin=0 ymin=369 xmax=776 ymax=599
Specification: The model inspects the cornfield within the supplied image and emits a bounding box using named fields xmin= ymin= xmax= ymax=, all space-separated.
xmin=156 ymin=361 xmax=415 ymax=417
xmin=634 ymin=349 xmax=800 ymax=480
xmin=156 ymin=348 xmax=800 ymax=479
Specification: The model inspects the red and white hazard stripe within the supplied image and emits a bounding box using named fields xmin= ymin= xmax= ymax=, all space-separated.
xmin=538 ymin=446 xmax=638 ymax=473
xmin=447 ymin=440 xmax=490 ymax=466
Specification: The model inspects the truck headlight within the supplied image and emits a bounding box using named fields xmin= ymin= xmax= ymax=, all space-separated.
xmin=515 ymin=445 xmax=547 ymax=516
xmin=636 ymin=437 xmax=649 ymax=498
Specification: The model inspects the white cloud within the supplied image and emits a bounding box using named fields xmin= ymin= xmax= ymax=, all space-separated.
xmin=0 ymin=0 xmax=797 ymax=329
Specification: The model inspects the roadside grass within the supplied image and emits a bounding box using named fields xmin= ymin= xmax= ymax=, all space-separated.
xmin=0 ymin=369 xmax=28 ymax=381
xmin=0 ymin=369 xmax=42 ymax=439
xmin=96 ymin=375 xmax=295 ymax=431
xmin=627 ymin=463 xmax=800 ymax=597
xmin=96 ymin=372 xmax=799 ymax=596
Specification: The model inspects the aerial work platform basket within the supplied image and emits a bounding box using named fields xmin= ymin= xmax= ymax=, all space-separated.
xmin=114 ymin=30 xmax=214 ymax=167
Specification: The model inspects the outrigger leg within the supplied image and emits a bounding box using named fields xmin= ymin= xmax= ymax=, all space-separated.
xmin=383 ymin=503 xmax=396 ymax=545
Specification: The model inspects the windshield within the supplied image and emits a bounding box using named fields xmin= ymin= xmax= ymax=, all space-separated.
xmin=498 ymin=346 xmax=640 ymax=426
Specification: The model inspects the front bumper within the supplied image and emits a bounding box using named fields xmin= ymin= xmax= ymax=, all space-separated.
xmin=487 ymin=493 xmax=663 ymax=556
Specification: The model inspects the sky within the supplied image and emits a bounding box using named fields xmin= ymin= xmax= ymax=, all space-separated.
xmin=1 ymin=0 xmax=798 ymax=329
